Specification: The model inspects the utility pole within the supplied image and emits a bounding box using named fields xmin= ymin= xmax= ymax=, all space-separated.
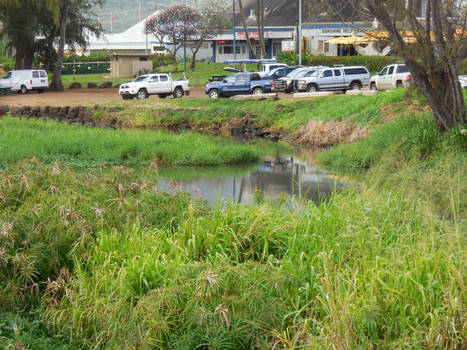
xmin=184 ymin=0 xmax=187 ymax=73
xmin=298 ymin=0 xmax=302 ymax=65
xmin=233 ymin=0 xmax=236 ymax=60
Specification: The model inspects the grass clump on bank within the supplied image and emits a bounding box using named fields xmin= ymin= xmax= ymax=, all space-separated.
xmin=0 ymin=118 xmax=262 ymax=167
xmin=317 ymin=112 xmax=467 ymax=217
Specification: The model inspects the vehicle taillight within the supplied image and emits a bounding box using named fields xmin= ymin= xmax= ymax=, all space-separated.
xmin=406 ymin=74 xmax=411 ymax=81
xmin=30 ymin=80 xmax=32 ymax=84
xmin=272 ymin=81 xmax=275 ymax=87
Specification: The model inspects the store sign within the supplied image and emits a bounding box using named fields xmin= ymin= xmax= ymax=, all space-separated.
xmin=237 ymin=31 xmax=271 ymax=39
xmin=282 ymin=40 xmax=295 ymax=52
xmin=319 ymin=28 xmax=355 ymax=34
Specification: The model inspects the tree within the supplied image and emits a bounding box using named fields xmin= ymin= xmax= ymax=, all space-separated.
xmin=145 ymin=4 xmax=200 ymax=70
xmin=0 ymin=0 xmax=59 ymax=69
xmin=44 ymin=0 xmax=104 ymax=91
xmin=324 ymin=0 xmax=467 ymax=130
xmin=257 ymin=0 xmax=266 ymax=58
xmin=237 ymin=0 xmax=256 ymax=58
xmin=190 ymin=0 xmax=230 ymax=69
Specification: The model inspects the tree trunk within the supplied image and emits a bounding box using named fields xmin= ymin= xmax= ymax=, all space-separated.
xmin=191 ymin=41 xmax=202 ymax=69
xmin=50 ymin=0 xmax=70 ymax=92
xmin=238 ymin=0 xmax=256 ymax=58
xmin=14 ymin=41 xmax=34 ymax=69
xmin=257 ymin=0 xmax=266 ymax=58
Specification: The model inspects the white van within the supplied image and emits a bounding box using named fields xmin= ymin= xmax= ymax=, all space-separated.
xmin=0 ymin=70 xmax=49 ymax=94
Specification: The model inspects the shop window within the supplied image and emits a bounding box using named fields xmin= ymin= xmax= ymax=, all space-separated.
xmin=318 ymin=40 xmax=330 ymax=53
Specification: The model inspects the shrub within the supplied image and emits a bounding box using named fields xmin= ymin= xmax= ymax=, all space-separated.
xmin=0 ymin=56 xmax=14 ymax=71
xmin=277 ymin=53 xmax=403 ymax=73
xmin=152 ymin=54 xmax=173 ymax=70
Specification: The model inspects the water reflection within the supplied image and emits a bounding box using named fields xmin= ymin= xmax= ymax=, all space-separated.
xmin=158 ymin=155 xmax=346 ymax=206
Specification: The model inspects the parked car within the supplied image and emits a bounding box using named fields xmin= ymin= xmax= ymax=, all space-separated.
xmin=370 ymin=63 xmax=411 ymax=90
xmin=295 ymin=66 xmax=370 ymax=92
xmin=262 ymin=65 xmax=303 ymax=82
xmin=458 ymin=75 xmax=467 ymax=89
xmin=273 ymin=66 xmax=326 ymax=93
xmin=0 ymin=69 xmax=48 ymax=94
xmin=205 ymin=72 xmax=272 ymax=99
xmin=118 ymin=73 xmax=190 ymax=99
xmin=257 ymin=63 xmax=288 ymax=78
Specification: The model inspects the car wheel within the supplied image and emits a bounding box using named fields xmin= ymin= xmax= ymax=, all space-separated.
xmin=173 ymin=87 xmax=183 ymax=98
xmin=370 ymin=82 xmax=377 ymax=91
xmin=396 ymin=81 xmax=403 ymax=88
xmin=252 ymin=87 xmax=263 ymax=95
xmin=136 ymin=89 xmax=148 ymax=99
xmin=20 ymin=85 xmax=27 ymax=94
xmin=307 ymin=84 xmax=318 ymax=93
xmin=350 ymin=82 xmax=362 ymax=91
xmin=209 ymin=89 xmax=219 ymax=99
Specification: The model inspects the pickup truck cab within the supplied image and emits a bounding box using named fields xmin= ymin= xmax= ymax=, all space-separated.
xmin=370 ymin=63 xmax=411 ymax=90
xmin=273 ymin=66 xmax=326 ymax=93
xmin=263 ymin=65 xmax=302 ymax=82
xmin=257 ymin=63 xmax=288 ymax=78
xmin=205 ymin=72 xmax=272 ymax=99
xmin=296 ymin=66 xmax=370 ymax=92
xmin=119 ymin=73 xmax=190 ymax=100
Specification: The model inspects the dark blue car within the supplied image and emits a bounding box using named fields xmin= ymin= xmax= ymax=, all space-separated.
xmin=205 ymin=72 xmax=273 ymax=99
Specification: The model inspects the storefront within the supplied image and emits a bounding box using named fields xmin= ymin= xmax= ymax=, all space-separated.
xmin=212 ymin=27 xmax=294 ymax=62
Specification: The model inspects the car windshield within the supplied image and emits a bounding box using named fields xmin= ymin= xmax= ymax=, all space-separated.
xmin=309 ymin=70 xmax=321 ymax=77
xmin=134 ymin=76 xmax=148 ymax=82
xmin=286 ymin=69 xmax=304 ymax=78
xmin=265 ymin=68 xmax=281 ymax=77
xmin=3 ymin=72 xmax=11 ymax=79
xmin=294 ymin=70 xmax=313 ymax=78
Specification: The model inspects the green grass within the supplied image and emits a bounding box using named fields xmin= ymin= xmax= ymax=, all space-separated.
xmin=59 ymin=73 xmax=129 ymax=88
xmin=0 ymin=117 xmax=262 ymax=167
xmin=59 ymin=62 xmax=257 ymax=88
xmin=88 ymin=89 xmax=407 ymax=140
xmin=1 ymin=91 xmax=465 ymax=349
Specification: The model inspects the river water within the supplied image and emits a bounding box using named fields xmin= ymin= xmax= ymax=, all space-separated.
xmin=158 ymin=146 xmax=347 ymax=206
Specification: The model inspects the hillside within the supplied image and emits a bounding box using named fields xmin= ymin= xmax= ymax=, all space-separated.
xmin=95 ymin=0 xmax=206 ymax=33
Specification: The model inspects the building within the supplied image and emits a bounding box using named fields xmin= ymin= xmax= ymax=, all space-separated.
xmin=110 ymin=54 xmax=153 ymax=78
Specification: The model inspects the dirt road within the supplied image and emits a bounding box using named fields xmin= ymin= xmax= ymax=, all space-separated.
xmin=0 ymin=86 xmax=297 ymax=107
xmin=0 ymin=87 xmax=211 ymax=107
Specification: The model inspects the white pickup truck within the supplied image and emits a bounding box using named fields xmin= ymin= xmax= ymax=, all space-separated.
xmin=119 ymin=73 xmax=190 ymax=100
xmin=295 ymin=66 xmax=370 ymax=92
xmin=370 ymin=63 xmax=411 ymax=90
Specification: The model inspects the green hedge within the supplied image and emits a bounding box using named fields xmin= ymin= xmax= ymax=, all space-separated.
xmin=277 ymin=52 xmax=402 ymax=73
xmin=0 ymin=56 xmax=14 ymax=71
xmin=63 ymin=53 xmax=111 ymax=63
xmin=152 ymin=54 xmax=172 ymax=70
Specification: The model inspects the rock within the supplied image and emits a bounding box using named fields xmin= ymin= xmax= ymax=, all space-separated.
xmin=31 ymin=106 xmax=41 ymax=117
xmin=98 ymin=81 xmax=113 ymax=89
xmin=40 ymin=106 xmax=50 ymax=116
xmin=362 ymin=90 xmax=378 ymax=96
xmin=68 ymin=106 xmax=80 ymax=119
xmin=9 ymin=106 xmax=27 ymax=116
xmin=231 ymin=93 xmax=279 ymax=101
xmin=68 ymin=82 xmax=82 ymax=89
xmin=87 ymin=82 xmax=98 ymax=89
xmin=0 ymin=105 xmax=9 ymax=115
xmin=49 ymin=106 xmax=61 ymax=117
xmin=293 ymin=91 xmax=335 ymax=98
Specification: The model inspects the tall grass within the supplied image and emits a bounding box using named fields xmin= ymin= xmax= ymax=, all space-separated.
xmin=0 ymin=118 xmax=262 ymax=167
xmin=44 ymin=189 xmax=465 ymax=349
xmin=317 ymin=113 xmax=467 ymax=217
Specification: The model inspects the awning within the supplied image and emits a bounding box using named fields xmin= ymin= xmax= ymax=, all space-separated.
xmin=325 ymin=36 xmax=363 ymax=45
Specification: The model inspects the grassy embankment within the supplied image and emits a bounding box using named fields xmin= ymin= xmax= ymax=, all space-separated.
xmin=0 ymin=118 xmax=262 ymax=167
xmin=87 ymin=88 xmax=409 ymax=147
xmin=1 ymin=89 xmax=466 ymax=349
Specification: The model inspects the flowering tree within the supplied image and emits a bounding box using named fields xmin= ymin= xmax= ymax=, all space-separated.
xmin=190 ymin=0 xmax=231 ymax=69
xmin=145 ymin=3 xmax=200 ymax=70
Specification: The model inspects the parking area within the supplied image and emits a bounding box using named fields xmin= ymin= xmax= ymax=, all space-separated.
xmin=0 ymin=87 xmax=216 ymax=107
